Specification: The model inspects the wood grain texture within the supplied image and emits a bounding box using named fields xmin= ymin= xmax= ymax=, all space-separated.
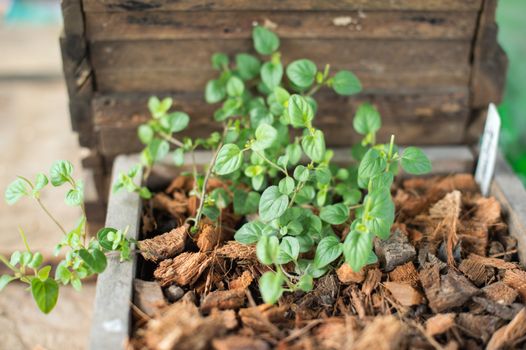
xmin=85 ymin=10 xmax=478 ymax=41
xmin=89 ymin=155 xmax=142 ymax=350
xmin=62 ymin=0 xmax=85 ymax=36
xmin=82 ymin=0 xmax=483 ymax=12
xmin=92 ymin=88 xmax=469 ymax=155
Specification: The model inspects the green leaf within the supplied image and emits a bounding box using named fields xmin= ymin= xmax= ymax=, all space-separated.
xmin=97 ymin=227 xmax=118 ymax=251
xmin=261 ymin=62 xmax=283 ymax=90
xmin=173 ymin=148 xmax=185 ymax=166
xmin=31 ymin=277 xmax=59 ymax=314
xmin=233 ymin=190 xmax=260 ymax=215
xmin=274 ymin=86 xmax=290 ymax=106
xmin=256 ymin=235 xmax=280 ymax=265
xmin=38 ymin=266 xmax=52 ymax=281
xmin=138 ymin=124 xmax=154 ymax=144
xmin=367 ymin=191 xmax=395 ymax=239
xmin=288 ymin=95 xmax=314 ymax=128
xmin=0 ymin=275 xmax=15 ymax=291
xmin=278 ymin=177 xmax=295 ymax=195
xmin=28 ymin=252 xmax=43 ymax=269
xmin=259 ymin=271 xmax=284 ymax=304
xmin=205 ymin=79 xmax=226 ymax=103
xmin=139 ymin=187 xmax=152 ymax=199
xmin=148 ymin=96 xmax=172 ymax=118
xmin=203 ymin=205 xmax=220 ymax=221
xmin=259 ymin=186 xmax=289 ymax=222
xmin=166 ymin=112 xmax=190 ymax=133
xmin=211 ymin=53 xmax=229 ymax=70
xmin=313 ymin=236 xmax=343 ymax=268
xmin=297 ymin=274 xmax=314 ymax=292
xmin=236 ymin=53 xmax=261 ymax=80
xmin=33 ymin=173 xmax=48 ymax=193
xmin=320 ymin=203 xmax=349 ymax=225
xmin=250 ymin=107 xmax=273 ymax=128
xmin=401 ymin=147 xmax=432 ymax=175
xmin=5 ymin=178 xmax=29 ymax=205
xmin=214 ymin=144 xmax=244 ymax=175
xmin=277 ymin=236 xmax=300 ymax=264
xmin=331 ymin=70 xmax=362 ymax=96
xmin=65 ymin=180 xmax=84 ymax=207
xmin=252 ymin=124 xmax=277 ymax=151
xmin=148 ymin=139 xmax=170 ymax=162
xmin=286 ymin=59 xmax=317 ymax=89
xmin=301 ymin=130 xmax=326 ymax=163
xmin=235 ymin=221 xmax=265 ymax=244
xmin=295 ymin=185 xmax=315 ymax=205
xmin=315 ymin=167 xmax=332 ymax=185
xmin=286 ymin=144 xmax=302 ymax=165
xmin=343 ymin=230 xmax=373 ymax=272
xmin=253 ymin=26 xmax=280 ymax=55
xmin=358 ymin=148 xmax=386 ymax=179
xmin=226 ymin=76 xmax=245 ymax=97
xmin=353 ymin=103 xmax=381 ymax=135
xmin=293 ymin=165 xmax=310 ymax=182
xmin=55 ymin=262 xmax=71 ymax=284
xmin=78 ymin=249 xmax=107 ymax=273
xmin=49 ymin=160 xmax=73 ymax=186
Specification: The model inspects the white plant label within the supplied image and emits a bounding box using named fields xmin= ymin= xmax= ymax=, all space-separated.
xmin=475 ymin=103 xmax=501 ymax=196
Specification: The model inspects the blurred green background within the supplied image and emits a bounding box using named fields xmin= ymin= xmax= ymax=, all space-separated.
xmin=497 ymin=0 xmax=526 ymax=185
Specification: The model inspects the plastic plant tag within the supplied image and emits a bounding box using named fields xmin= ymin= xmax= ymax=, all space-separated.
xmin=475 ymin=103 xmax=501 ymax=196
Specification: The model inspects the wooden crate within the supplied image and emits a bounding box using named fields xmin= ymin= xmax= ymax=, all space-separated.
xmin=60 ymin=0 xmax=507 ymax=224
xmin=88 ymin=147 xmax=526 ymax=349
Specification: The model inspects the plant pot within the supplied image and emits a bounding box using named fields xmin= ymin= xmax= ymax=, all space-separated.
xmin=88 ymin=146 xmax=526 ymax=350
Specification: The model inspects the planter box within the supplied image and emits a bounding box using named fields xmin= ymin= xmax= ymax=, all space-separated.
xmin=88 ymin=146 xmax=526 ymax=349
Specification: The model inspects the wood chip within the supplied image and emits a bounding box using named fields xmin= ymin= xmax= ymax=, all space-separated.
xmin=239 ymin=305 xmax=286 ymax=338
xmin=144 ymin=301 xmax=234 ymax=350
xmin=472 ymin=296 xmax=523 ymax=321
xmin=152 ymin=192 xmax=187 ymax=218
xmin=362 ymin=267 xmax=382 ymax=296
xmin=216 ymin=241 xmax=257 ymax=261
xmin=154 ymin=252 xmax=212 ymax=287
xmin=384 ymin=282 xmax=423 ymax=306
xmin=374 ymin=229 xmax=416 ymax=272
xmin=133 ymin=279 xmax=166 ymax=317
xmin=229 ymin=270 xmax=254 ymax=290
xmin=503 ymin=269 xmax=526 ymax=300
xmin=197 ymin=223 xmax=222 ymax=252
xmin=212 ymin=336 xmax=269 ymax=350
xmin=456 ymin=313 xmax=504 ymax=342
xmin=429 ymin=191 xmax=461 ymax=266
xmin=483 ymin=282 xmax=518 ymax=305
xmin=474 ymin=196 xmax=501 ymax=227
xmin=138 ymin=225 xmax=188 ymax=262
xmin=353 ymin=316 xmax=405 ymax=350
xmin=459 ymin=257 xmax=492 ymax=286
xmin=420 ymin=267 xmax=479 ymax=313
xmin=166 ymin=175 xmax=193 ymax=193
xmin=388 ymin=261 xmax=419 ymax=288
xmin=487 ymin=308 xmax=526 ymax=350
xmin=425 ymin=313 xmax=455 ymax=336
xmin=314 ymin=317 xmax=354 ymax=350
xmin=337 ymin=263 xmax=365 ymax=284
xmin=200 ymin=289 xmax=246 ymax=314
xmin=468 ymin=253 xmax=518 ymax=270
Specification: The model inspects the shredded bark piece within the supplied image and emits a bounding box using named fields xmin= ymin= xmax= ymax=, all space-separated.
xmin=187 ymin=195 xmax=199 ymax=217
xmin=212 ymin=336 xmax=269 ymax=350
xmin=337 ymin=263 xmax=365 ymax=284
xmin=143 ymin=301 xmax=234 ymax=350
xmin=469 ymin=253 xmax=518 ymax=270
xmin=474 ymin=196 xmax=501 ymax=227
xmin=197 ymin=223 xmax=222 ymax=252
xmin=152 ymin=192 xmax=187 ymax=218
xmin=388 ymin=261 xmax=419 ymax=288
xmin=154 ymin=252 xmax=212 ymax=287
xmin=487 ymin=308 xmax=526 ymax=350
xmin=459 ymin=257 xmax=492 ymax=286
xmin=384 ymin=282 xmax=423 ymax=306
xmin=133 ymin=279 xmax=166 ymax=317
xmin=239 ymin=305 xmax=286 ymax=338
xmin=353 ymin=316 xmax=405 ymax=350
xmin=314 ymin=317 xmax=355 ymax=350
xmin=456 ymin=313 xmax=504 ymax=342
xmin=374 ymin=229 xmax=416 ymax=272
xmin=216 ymin=241 xmax=257 ymax=261
xmin=229 ymin=270 xmax=254 ymax=290
xmin=420 ymin=267 xmax=479 ymax=313
xmin=362 ymin=267 xmax=382 ymax=296
xmin=429 ymin=191 xmax=461 ymax=266
xmin=472 ymin=296 xmax=523 ymax=320
xmin=503 ymin=269 xmax=526 ymax=300
xmin=200 ymin=289 xmax=246 ymax=313
xmin=425 ymin=313 xmax=455 ymax=336
xmin=483 ymin=282 xmax=518 ymax=305
xmin=138 ymin=225 xmax=188 ymax=262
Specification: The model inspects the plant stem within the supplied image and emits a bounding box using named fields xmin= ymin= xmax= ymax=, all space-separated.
xmin=306 ymin=83 xmax=322 ymax=97
xmin=193 ymin=124 xmax=229 ymax=230
xmin=254 ymin=150 xmax=288 ymax=176
xmin=158 ymin=132 xmax=184 ymax=148
xmin=36 ymin=198 xmax=67 ymax=236
xmin=288 ymin=180 xmax=306 ymax=208
xmin=18 ymin=228 xmax=31 ymax=253
xmin=385 ymin=134 xmax=395 ymax=172
xmin=0 ymin=254 xmax=17 ymax=272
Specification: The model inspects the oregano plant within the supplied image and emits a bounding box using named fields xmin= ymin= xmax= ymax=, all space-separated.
xmin=1 ymin=161 xmax=132 ymax=313
xmin=114 ymin=25 xmax=432 ymax=304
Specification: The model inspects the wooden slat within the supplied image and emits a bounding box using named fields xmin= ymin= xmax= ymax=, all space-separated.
xmin=82 ymin=0 xmax=483 ymax=12
xmin=92 ymin=88 xmax=469 ymax=155
xmin=90 ymin=39 xmax=472 ymax=72
xmin=89 ymin=155 xmax=142 ymax=350
xmin=85 ymin=10 xmax=478 ymax=41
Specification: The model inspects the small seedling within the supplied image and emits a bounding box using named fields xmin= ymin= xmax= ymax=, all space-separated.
xmin=1 ymin=161 xmax=132 ymax=313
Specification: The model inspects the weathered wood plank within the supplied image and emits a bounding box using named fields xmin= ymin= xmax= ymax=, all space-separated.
xmin=92 ymin=88 xmax=469 ymax=155
xmin=82 ymin=0 xmax=483 ymax=12
xmin=490 ymin=153 xmax=526 ymax=265
xmin=94 ymin=66 xmax=470 ymax=94
xmin=85 ymin=10 xmax=478 ymax=41
xmin=62 ymin=0 xmax=85 ymax=36
xmin=470 ymin=0 xmax=507 ymax=108
xmin=89 ymin=155 xmax=142 ymax=350
xmin=90 ymin=39 xmax=472 ymax=72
